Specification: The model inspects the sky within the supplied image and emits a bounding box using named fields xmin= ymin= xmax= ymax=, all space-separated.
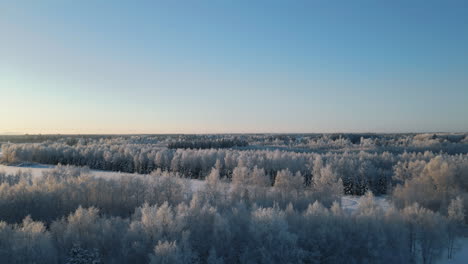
xmin=1 ymin=0 xmax=467 ymax=134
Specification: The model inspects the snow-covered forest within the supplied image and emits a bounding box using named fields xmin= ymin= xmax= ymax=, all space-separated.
xmin=0 ymin=133 xmax=467 ymax=263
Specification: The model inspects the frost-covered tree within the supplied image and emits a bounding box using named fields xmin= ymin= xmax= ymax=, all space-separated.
xmin=312 ymin=159 xmax=343 ymax=206
xmin=274 ymin=169 xmax=303 ymax=190
xmin=447 ymin=196 xmax=465 ymax=259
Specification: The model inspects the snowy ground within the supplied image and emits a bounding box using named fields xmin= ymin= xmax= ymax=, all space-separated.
xmin=439 ymin=238 xmax=468 ymax=264
xmin=0 ymin=163 xmax=57 ymax=178
xmin=0 ymin=163 xmax=466 ymax=263
xmin=0 ymin=163 xmax=206 ymax=191
xmin=341 ymin=195 xmax=391 ymax=213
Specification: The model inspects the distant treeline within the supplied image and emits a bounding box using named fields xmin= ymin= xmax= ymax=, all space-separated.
xmin=0 ymin=134 xmax=114 ymax=144
xmin=168 ymin=138 xmax=248 ymax=149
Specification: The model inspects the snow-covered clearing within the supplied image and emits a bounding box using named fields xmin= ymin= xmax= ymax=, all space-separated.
xmin=341 ymin=195 xmax=391 ymax=213
xmin=0 ymin=163 xmax=206 ymax=190
xmin=0 ymin=163 xmax=54 ymax=178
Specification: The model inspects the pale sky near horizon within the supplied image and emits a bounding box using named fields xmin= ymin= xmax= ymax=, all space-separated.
xmin=1 ymin=0 xmax=467 ymax=134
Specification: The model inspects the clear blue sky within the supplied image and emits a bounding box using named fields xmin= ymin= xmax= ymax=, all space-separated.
xmin=1 ymin=0 xmax=467 ymax=134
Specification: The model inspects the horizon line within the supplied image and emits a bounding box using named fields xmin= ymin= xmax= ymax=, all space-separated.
xmin=1 ymin=131 xmax=467 ymax=136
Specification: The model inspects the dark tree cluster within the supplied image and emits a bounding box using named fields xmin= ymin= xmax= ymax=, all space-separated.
xmin=168 ymin=138 xmax=248 ymax=149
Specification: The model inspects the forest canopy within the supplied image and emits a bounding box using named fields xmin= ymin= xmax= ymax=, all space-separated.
xmin=0 ymin=133 xmax=467 ymax=263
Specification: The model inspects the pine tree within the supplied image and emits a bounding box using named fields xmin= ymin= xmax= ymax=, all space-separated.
xmin=66 ymin=244 xmax=102 ymax=264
